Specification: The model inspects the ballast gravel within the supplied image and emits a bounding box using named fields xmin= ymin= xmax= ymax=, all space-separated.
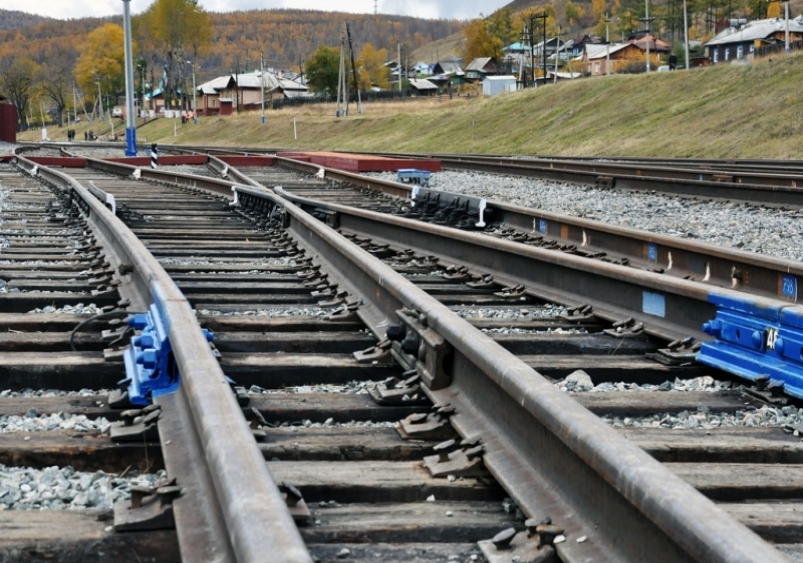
xmin=0 ymin=388 xmax=106 ymax=398
xmin=0 ymin=412 xmax=111 ymax=433
xmin=27 ymin=303 xmax=106 ymax=315
xmin=603 ymin=404 xmax=803 ymax=430
xmin=0 ymin=464 xmax=165 ymax=510
xmin=367 ymin=171 xmax=803 ymax=262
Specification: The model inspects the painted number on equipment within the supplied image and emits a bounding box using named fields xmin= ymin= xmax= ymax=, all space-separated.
xmin=765 ymin=327 xmax=779 ymax=350
xmin=781 ymin=275 xmax=797 ymax=300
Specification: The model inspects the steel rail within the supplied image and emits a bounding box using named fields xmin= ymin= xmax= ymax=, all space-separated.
xmin=13 ymin=155 xmax=312 ymax=563
xmin=224 ymin=184 xmax=791 ymax=563
xmin=260 ymin=156 xmax=802 ymax=305
xmin=74 ymin=151 xmax=803 ymax=308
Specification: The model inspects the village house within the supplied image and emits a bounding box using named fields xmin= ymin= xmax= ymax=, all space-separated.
xmin=196 ymin=71 xmax=309 ymax=115
xmin=705 ymin=17 xmax=803 ymax=63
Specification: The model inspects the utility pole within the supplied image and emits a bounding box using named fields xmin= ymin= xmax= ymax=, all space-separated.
xmin=683 ymin=0 xmax=690 ymax=69
xmin=260 ymin=51 xmax=265 ymax=123
xmin=641 ymin=0 xmax=654 ymax=73
xmin=605 ymin=13 xmax=612 ymax=75
xmin=346 ymin=22 xmax=362 ymax=115
xmin=337 ymin=32 xmax=347 ymax=117
xmin=785 ymin=0 xmax=790 ymax=53
xmin=95 ymin=75 xmax=104 ymax=122
xmin=188 ymin=60 xmax=197 ymax=124
xmin=72 ymin=87 xmax=78 ymax=125
xmin=554 ymin=25 xmax=562 ymax=83
xmin=398 ymin=43 xmax=402 ymax=92
xmin=533 ymin=12 xmax=548 ymax=86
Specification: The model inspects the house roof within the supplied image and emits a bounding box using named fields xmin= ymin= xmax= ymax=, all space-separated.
xmin=435 ymin=61 xmax=463 ymax=74
xmin=483 ymin=75 xmax=516 ymax=81
xmin=197 ymin=71 xmax=308 ymax=95
xmin=465 ymin=57 xmax=496 ymax=72
xmin=626 ymin=35 xmax=671 ymax=52
xmin=581 ymin=43 xmax=630 ymax=60
xmin=409 ymin=78 xmax=438 ymax=90
xmin=706 ymin=17 xmax=803 ymax=46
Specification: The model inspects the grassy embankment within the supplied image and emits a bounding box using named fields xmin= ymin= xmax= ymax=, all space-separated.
xmin=21 ymin=52 xmax=803 ymax=159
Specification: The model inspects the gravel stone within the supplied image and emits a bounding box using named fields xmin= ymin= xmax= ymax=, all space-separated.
xmin=368 ymin=171 xmax=803 ymax=262
xmin=557 ymin=375 xmax=731 ymax=393
xmin=603 ymin=403 xmax=803 ymax=429
xmin=0 ymin=413 xmax=111 ymax=433
xmin=0 ymin=388 xmax=107 ymax=398
xmin=0 ymin=464 xmax=165 ymax=510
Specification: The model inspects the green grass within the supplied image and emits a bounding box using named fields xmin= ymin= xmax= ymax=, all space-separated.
xmin=23 ymin=53 xmax=803 ymax=159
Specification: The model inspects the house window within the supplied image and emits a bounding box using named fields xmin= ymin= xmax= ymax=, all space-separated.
xmin=737 ymin=45 xmax=744 ymax=58
xmin=595 ymin=62 xmax=600 ymax=74
xmin=749 ymin=43 xmax=755 ymax=53
xmin=211 ymin=99 xmax=217 ymax=108
xmin=724 ymin=47 xmax=730 ymax=61
xmin=713 ymin=49 xmax=719 ymax=63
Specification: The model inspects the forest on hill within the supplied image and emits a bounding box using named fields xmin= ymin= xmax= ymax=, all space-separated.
xmin=0 ymin=9 xmax=51 ymax=30
xmin=0 ymin=8 xmax=462 ymax=83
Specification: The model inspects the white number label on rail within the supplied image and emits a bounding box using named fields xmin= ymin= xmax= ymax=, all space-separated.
xmin=765 ymin=327 xmax=779 ymax=351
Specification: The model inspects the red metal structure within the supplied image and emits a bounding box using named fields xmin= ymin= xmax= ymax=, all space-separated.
xmin=0 ymin=95 xmax=16 ymax=143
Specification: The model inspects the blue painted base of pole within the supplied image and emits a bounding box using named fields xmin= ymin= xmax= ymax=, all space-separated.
xmin=125 ymin=127 xmax=137 ymax=157
xmin=261 ymin=115 xmax=266 ymax=124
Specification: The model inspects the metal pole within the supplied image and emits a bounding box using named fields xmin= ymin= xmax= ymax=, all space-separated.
xmin=542 ymin=15 xmax=547 ymax=84
xmin=260 ymin=52 xmax=265 ymax=123
xmin=786 ymin=0 xmax=790 ymax=53
xmin=192 ymin=64 xmax=197 ymax=124
xmin=398 ymin=43 xmax=402 ymax=92
xmin=530 ymin=15 xmax=535 ymax=87
xmin=122 ymin=0 xmax=137 ymax=156
xmin=554 ymin=25 xmax=561 ymax=83
xmin=96 ymin=77 xmax=103 ymax=122
xmin=683 ymin=0 xmax=690 ymax=69
xmin=645 ymin=0 xmax=651 ymax=72
xmin=606 ymin=14 xmax=611 ymax=75
xmin=73 ymin=87 xmax=78 ymax=125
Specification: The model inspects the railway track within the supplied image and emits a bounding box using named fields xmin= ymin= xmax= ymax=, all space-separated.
xmin=2 ymin=146 xmax=802 ymax=562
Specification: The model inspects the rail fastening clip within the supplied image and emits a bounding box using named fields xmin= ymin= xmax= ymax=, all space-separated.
xmin=121 ymin=303 xmax=214 ymax=406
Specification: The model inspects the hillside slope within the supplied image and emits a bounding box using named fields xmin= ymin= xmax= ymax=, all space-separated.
xmin=24 ymin=54 xmax=803 ymax=159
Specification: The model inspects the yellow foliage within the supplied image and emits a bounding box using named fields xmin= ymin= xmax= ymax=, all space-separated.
xmin=359 ymin=43 xmax=390 ymax=89
xmin=461 ymin=19 xmax=504 ymax=62
xmin=74 ymin=24 xmax=129 ymax=102
xmin=768 ymin=1 xmax=782 ymax=18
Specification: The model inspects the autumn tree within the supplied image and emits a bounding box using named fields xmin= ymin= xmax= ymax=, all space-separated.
xmin=565 ymin=2 xmax=587 ymax=26
xmin=0 ymin=55 xmax=38 ymax=131
xmin=74 ymin=23 xmax=127 ymax=117
xmin=136 ymin=0 xmax=212 ymax=109
xmin=305 ymin=44 xmax=341 ymax=95
xmin=38 ymin=51 xmax=74 ymax=126
xmin=767 ymin=0 xmax=781 ymax=18
xmin=461 ymin=19 xmax=504 ymax=63
xmin=486 ymin=8 xmax=517 ymax=45
xmin=358 ymin=43 xmax=390 ymax=89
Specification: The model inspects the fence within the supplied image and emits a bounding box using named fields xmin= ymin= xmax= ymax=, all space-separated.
xmin=267 ymin=89 xmax=421 ymax=110
xmin=754 ymin=39 xmax=803 ymax=58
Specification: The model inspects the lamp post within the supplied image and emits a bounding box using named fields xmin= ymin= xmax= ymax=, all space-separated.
xmin=187 ymin=60 xmax=197 ymax=124
xmin=122 ymin=0 xmax=137 ymax=156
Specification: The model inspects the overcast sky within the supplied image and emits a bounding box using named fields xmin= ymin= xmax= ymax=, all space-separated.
xmin=4 ymin=1 xmax=511 ymax=21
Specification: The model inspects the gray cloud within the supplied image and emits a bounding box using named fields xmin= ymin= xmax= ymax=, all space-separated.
xmin=0 ymin=0 xmax=510 ymax=20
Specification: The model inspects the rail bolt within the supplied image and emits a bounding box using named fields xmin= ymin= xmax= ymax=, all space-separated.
xmin=491 ymin=527 xmax=517 ymax=550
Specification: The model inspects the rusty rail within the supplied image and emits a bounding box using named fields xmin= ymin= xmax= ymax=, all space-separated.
xmin=13 ymin=155 xmax=312 ymax=563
